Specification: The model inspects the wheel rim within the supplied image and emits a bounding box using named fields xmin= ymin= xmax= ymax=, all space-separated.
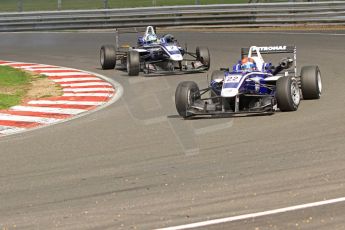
xmin=291 ymin=82 xmax=300 ymax=105
xmin=187 ymin=89 xmax=192 ymax=106
xmin=168 ymin=62 xmax=175 ymax=72
xmin=100 ymin=49 xmax=105 ymax=65
xmin=317 ymin=71 xmax=322 ymax=95
xmin=187 ymin=88 xmax=198 ymax=107
xmin=126 ymin=55 xmax=130 ymax=72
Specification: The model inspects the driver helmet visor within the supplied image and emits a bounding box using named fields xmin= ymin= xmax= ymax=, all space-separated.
xmin=241 ymin=62 xmax=255 ymax=71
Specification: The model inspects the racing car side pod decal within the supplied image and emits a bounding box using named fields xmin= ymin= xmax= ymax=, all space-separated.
xmin=0 ymin=60 xmax=118 ymax=136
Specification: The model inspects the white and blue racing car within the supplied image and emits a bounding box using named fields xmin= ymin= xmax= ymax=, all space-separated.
xmin=100 ymin=26 xmax=210 ymax=76
xmin=175 ymin=45 xmax=322 ymax=118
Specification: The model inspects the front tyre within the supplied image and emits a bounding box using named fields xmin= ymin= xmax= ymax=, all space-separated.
xmin=300 ymin=65 xmax=322 ymax=100
xmin=196 ymin=47 xmax=210 ymax=70
xmin=276 ymin=77 xmax=300 ymax=112
xmin=127 ymin=50 xmax=140 ymax=76
xmin=100 ymin=45 xmax=116 ymax=70
xmin=175 ymin=81 xmax=200 ymax=118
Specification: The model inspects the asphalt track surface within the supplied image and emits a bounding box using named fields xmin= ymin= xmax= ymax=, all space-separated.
xmin=0 ymin=30 xmax=344 ymax=230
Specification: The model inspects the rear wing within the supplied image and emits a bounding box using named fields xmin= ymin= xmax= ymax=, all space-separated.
xmin=114 ymin=26 xmax=157 ymax=50
xmin=241 ymin=45 xmax=296 ymax=56
xmin=241 ymin=45 xmax=297 ymax=77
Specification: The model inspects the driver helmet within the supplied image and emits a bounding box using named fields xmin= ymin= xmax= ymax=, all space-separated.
xmin=146 ymin=34 xmax=158 ymax=43
xmin=241 ymin=57 xmax=256 ymax=72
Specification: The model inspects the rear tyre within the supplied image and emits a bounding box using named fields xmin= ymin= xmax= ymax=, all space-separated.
xmin=127 ymin=50 xmax=140 ymax=76
xmin=196 ymin=47 xmax=210 ymax=70
xmin=100 ymin=45 xmax=116 ymax=70
xmin=300 ymin=65 xmax=322 ymax=100
xmin=175 ymin=81 xmax=200 ymax=118
xmin=276 ymin=77 xmax=300 ymax=112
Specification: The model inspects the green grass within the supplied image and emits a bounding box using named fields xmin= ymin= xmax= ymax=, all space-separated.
xmin=0 ymin=66 xmax=30 ymax=86
xmin=0 ymin=66 xmax=31 ymax=110
xmin=0 ymin=93 xmax=23 ymax=110
xmin=0 ymin=0 xmax=290 ymax=12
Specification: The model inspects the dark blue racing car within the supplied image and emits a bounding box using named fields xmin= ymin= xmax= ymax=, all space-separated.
xmin=100 ymin=26 xmax=210 ymax=76
xmin=175 ymin=45 xmax=322 ymax=118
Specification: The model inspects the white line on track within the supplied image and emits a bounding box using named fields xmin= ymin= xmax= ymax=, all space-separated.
xmin=62 ymin=88 xmax=114 ymax=92
xmin=11 ymin=106 xmax=87 ymax=115
xmin=28 ymin=100 xmax=104 ymax=106
xmin=0 ymin=113 xmax=61 ymax=124
xmin=60 ymin=82 xmax=112 ymax=87
xmin=156 ymin=197 xmax=345 ymax=230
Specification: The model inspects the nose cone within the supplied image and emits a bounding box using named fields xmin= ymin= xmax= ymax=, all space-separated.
xmin=221 ymin=88 xmax=238 ymax=97
xmin=170 ymin=54 xmax=183 ymax=61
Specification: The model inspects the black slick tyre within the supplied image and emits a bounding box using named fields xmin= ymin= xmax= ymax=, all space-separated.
xmin=127 ymin=50 xmax=140 ymax=76
xmin=300 ymin=65 xmax=322 ymax=100
xmin=276 ymin=77 xmax=300 ymax=112
xmin=175 ymin=81 xmax=200 ymax=118
xmin=100 ymin=45 xmax=116 ymax=70
xmin=196 ymin=47 xmax=210 ymax=70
